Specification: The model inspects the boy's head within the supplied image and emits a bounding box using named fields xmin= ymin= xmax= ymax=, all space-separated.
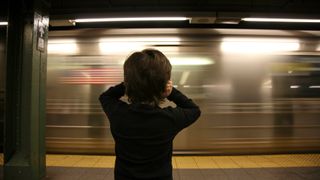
xmin=124 ymin=49 xmax=172 ymax=106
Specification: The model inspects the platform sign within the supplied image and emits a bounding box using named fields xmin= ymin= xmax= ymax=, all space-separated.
xmin=37 ymin=15 xmax=49 ymax=52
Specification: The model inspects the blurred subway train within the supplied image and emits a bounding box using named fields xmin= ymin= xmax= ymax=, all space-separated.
xmin=40 ymin=28 xmax=320 ymax=154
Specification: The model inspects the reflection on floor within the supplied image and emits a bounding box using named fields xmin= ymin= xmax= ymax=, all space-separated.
xmin=45 ymin=166 xmax=320 ymax=180
xmin=0 ymin=154 xmax=320 ymax=179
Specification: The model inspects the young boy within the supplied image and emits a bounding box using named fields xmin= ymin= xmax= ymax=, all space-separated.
xmin=99 ymin=49 xmax=201 ymax=179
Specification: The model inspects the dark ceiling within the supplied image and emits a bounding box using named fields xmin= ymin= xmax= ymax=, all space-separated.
xmin=3 ymin=0 xmax=320 ymax=30
xmin=50 ymin=0 xmax=320 ymax=19
xmin=46 ymin=0 xmax=320 ymax=30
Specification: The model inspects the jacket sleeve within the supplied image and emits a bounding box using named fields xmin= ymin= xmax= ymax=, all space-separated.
xmin=99 ymin=82 xmax=126 ymax=116
xmin=166 ymin=87 xmax=201 ymax=131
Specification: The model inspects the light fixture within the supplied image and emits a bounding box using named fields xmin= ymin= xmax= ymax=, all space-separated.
xmin=242 ymin=18 xmax=320 ymax=23
xmin=290 ymin=85 xmax=300 ymax=89
xmin=309 ymin=86 xmax=320 ymax=88
xmin=50 ymin=20 xmax=75 ymax=27
xmin=215 ymin=18 xmax=241 ymax=24
xmin=0 ymin=22 xmax=8 ymax=26
xmin=73 ymin=17 xmax=190 ymax=23
xmin=189 ymin=17 xmax=216 ymax=24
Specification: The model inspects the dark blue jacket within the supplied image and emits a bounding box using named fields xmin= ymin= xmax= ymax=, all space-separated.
xmin=99 ymin=83 xmax=201 ymax=180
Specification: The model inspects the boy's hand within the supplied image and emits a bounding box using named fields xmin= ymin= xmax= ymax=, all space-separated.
xmin=163 ymin=80 xmax=173 ymax=98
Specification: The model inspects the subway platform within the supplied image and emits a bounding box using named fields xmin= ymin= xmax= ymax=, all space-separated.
xmin=1 ymin=154 xmax=320 ymax=179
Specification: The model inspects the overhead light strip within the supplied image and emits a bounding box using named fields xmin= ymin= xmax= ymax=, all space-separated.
xmin=0 ymin=22 xmax=8 ymax=26
xmin=242 ymin=18 xmax=320 ymax=23
xmin=73 ymin=17 xmax=190 ymax=23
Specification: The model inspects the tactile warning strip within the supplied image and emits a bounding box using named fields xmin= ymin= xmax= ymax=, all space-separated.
xmin=43 ymin=154 xmax=320 ymax=169
xmin=0 ymin=153 xmax=319 ymax=168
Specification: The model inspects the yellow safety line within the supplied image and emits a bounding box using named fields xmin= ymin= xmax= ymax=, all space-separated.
xmin=1 ymin=154 xmax=319 ymax=169
xmin=45 ymin=154 xmax=320 ymax=169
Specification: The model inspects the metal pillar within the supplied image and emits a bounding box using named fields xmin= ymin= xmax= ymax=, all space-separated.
xmin=4 ymin=0 xmax=49 ymax=179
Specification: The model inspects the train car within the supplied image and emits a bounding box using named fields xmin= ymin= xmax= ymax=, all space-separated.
xmin=7 ymin=28 xmax=320 ymax=154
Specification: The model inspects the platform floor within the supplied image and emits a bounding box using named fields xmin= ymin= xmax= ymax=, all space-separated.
xmin=1 ymin=154 xmax=320 ymax=179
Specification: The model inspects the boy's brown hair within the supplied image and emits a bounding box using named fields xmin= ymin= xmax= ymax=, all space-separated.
xmin=124 ymin=49 xmax=172 ymax=106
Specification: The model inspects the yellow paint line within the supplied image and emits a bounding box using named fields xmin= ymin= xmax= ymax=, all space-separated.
xmin=246 ymin=155 xmax=279 ymax=168
xmin=229 ymin=156 xmax=259 ymax=168
xmin=175 ymin=156 xmax=198 ymax=169
xmin=212 ymin=156 xmax=240 ymax=168
xmin=1 ymin=154 xmax=320 ymax=169
xmin=194 ymin=156 xmax=219 ymax=169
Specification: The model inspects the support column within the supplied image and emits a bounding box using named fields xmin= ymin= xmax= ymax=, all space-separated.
xmin=4 ymin=0 xmax=49 ymax=179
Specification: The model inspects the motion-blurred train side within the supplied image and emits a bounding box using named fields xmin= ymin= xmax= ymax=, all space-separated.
xmin=14 ymin=28 xmax=320 ymax=154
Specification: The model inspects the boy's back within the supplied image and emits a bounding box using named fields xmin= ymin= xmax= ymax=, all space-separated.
xmin=99 ymin=49 xmax=201 ymax=179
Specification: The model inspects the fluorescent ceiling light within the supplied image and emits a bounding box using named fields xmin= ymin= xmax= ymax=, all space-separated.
xmin=242 ymin=18 xmax=320 ymax=23
xmin=0 ymin=22 xmax=8 ymax=26
xmin=73 ymin=17 xmax=189 ymax=23
xmin=221 ymin=37 xmax=300 ymax=53
xmin=290 ymin=85 xmax=300 ymax=89
xmin=309 ymin=86 xmax=320 ymax=88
